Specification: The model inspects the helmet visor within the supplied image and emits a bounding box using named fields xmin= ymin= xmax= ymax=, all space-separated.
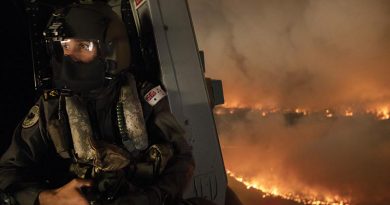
xmin=60 ymin=38 xmax=100 ymax=63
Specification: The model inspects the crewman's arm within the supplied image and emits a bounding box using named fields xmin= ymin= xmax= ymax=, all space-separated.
xmin=150 ymin=98 xmax=195 ymax=200
xmin=136 ymin=83 xmax=195 ymax=204
xmin=0 ymin=104 xmax=51 ymax=205
xmin=111 ymin=99 xmax=195 ymax=205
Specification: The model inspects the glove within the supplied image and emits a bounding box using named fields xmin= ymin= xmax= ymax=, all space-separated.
xmin=0 ymin=190 xmax=17 ymax=205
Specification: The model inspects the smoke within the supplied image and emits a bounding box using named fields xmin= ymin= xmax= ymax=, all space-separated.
xmin=215 ymin=110 xmax=390 ymax=205
xmin=187 ymin=1 xmax=390 ymax=204
xmin=188 ymin=0 xmax=251 ymax=77
xmin=188 ymin=0 xmax=390 ymax=109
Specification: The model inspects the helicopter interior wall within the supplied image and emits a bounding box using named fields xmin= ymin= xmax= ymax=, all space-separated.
xmin=131 ymin=1 xmax=229 ymax=204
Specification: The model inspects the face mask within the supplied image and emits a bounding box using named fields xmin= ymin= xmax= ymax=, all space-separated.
xmin=54 ymin=56 xmax=106 ymax=94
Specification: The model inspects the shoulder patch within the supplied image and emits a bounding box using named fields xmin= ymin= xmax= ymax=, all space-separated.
xmin=144 ymin=85 xmax=167 ymax=107
xmin=43 ymin=89 xmax=60 ymax=101
xmin=22 ymin=105 xmax=40 ymax=129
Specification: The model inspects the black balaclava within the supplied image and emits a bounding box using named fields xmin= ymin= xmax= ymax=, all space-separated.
xmin=53 ymin=55 xmax=106 ymax=94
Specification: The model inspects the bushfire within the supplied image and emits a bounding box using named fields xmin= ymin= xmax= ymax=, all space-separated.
xmin=215 ymin=105 xmax=390 ymax=120
xmin=215 ymin=104 xmax=390 ymax=205
xmin=226 ymin=170 xmax=350 ymax=205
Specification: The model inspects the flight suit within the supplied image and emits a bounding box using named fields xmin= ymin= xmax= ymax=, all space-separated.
xmin=0 ymin=74 xmax=195 ymax=205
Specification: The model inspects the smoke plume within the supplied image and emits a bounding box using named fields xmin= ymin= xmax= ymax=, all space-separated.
xmin=189 ymin=0 xmax=390 ymax=109
xmin=188 ymin=1 xmax=390 ymax=204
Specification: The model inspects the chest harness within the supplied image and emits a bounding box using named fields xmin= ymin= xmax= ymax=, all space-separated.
xmin=47 ymin=74 xmax=167 ymax=176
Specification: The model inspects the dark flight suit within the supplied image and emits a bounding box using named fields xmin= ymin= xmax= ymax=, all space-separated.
xmin=0 ymin=77 xmax=195 ymax=205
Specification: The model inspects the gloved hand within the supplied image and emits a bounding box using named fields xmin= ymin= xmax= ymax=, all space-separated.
xmin=0 ymin=189 xmax=17 ymax=205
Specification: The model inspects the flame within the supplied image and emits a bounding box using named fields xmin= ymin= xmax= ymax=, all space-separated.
xmin=217 ymin=102 xmax=388 ymax=205
xmin=344 ymin=108 xmax=354 ymax=117
xmin=222 ymin=102 xmax=254 ymax=110
xmin=217 ymin=103 xmax=390 ymax=120
xmin=325 ymin=109 xmax=334 ymax=118
xmin=375 ymin=107 xmax=390 ymax=120
xmin=227 ymin=170 xmax=351 ymax=205
xmin=295 ymin=108 xmax=309 ymax=115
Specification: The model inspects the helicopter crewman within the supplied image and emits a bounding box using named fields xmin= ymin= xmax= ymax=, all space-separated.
xmin=0 ymin=2 xmax=196 ymax=205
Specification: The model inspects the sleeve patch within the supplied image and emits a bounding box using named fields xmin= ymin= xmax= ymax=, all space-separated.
xmin=22 ymin=105 xmax=40 ymax=129
xmin=144 ymin=86 xmax=167 ymax=107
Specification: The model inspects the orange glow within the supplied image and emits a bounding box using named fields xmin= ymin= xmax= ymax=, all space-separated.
xmin=216 ymin=103 xmax=390 ymax=121
xmin=344 ymin=109 xmax=354 ymax=117
xmin=227 ymin=170 xmax=351 ymax=205
xmin=295 ymin=108 xmax=309 ymax=115
xmin=222 ymin=102 xmax=251 ymax=109
xmin=325 ymin=109 xmax=334 ymax=118
xmin=217 ymin=101 xmax=389 ymax=205
xmin=375 ymin=107 xmax=390 ymax=120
